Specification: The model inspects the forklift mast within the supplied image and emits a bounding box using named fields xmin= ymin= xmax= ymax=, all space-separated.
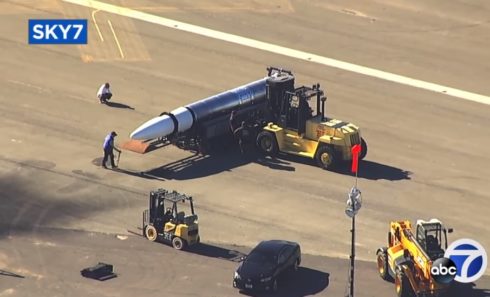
xmin=266 ymin=70 xmax=295 ymax=120
xmin=149 ymin=189 xmax=167 ymax=221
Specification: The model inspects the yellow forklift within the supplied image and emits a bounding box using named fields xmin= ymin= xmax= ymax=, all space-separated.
xmin=256 ymin=68 xmax=367 ymax=170
xmin=142 ymin=189 xmax=200 ymax=250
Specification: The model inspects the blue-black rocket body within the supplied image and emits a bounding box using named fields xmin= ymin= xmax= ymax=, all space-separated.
xmin=130 ymin=78 xmax=268 ymax=140
xmin=189 ymin=78 xmax=267 ymax=122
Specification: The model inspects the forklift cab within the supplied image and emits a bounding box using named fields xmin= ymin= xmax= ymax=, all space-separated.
xmin=145 ymin=189 xmax=197 ymax=234
xmin=265 ymin=67 xmax=326 ymax=136
xmin=416 ymin=219 xmax=453 ymax=260
xmin=280 ymin=92 xmax=307 ymax=134
xmin=280 ymin=85 xmax=326 ymax=136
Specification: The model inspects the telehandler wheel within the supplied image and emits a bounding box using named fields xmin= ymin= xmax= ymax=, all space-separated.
xmin=395 ymin=269 xmax=414 ymax=297
xmin=257 ymin=131 xmax=278 ymax=156
xmin=315 ymin=146 xmax=337 ymax=170
xmin=359 ymin=138 xmax=368 ymax=160
xmin=376 ymin=249 xmax=391 ymax=281
xmin=172 ymin=237 xmax=186 ymax=250
xmin=144 ymin=225 xmax=158 ymax=242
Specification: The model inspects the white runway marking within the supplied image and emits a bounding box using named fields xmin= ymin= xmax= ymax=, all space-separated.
xmin=63 ymin=0 xmax=490 ymax=106
xmin=91 ymin=9 xmax=104 ymax=42
xmin=107 ymin=19 xmax=125 ymax=59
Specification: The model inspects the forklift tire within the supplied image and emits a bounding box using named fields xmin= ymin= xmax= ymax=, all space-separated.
xmin=256 ymin=131 xmax=278 ymax=156
xmin=377 ymin=249 xmax=391 ymax=281
xmin=144 ymin=225 xmax=158 ymax=242
xmin=359 ymin=138 xmax=368 ymax=160
xmin=172 ymin=237 xmax=186 ymax=250
xmin=315 ymin=145 xmax=337 ymax=170
xmin=395 ymin=268 xmax=414 ymax=297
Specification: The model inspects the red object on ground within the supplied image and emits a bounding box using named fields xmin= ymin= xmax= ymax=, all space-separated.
xmin=120 ymin=139 xmax=152 ymax=154
xmin=351 ymin=144 xmax=361 ymax=173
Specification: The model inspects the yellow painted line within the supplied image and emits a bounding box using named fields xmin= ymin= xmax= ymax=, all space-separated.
xmin=107 ymin=19 xmax=124 ymax=59
xmin=91 ymin=9 xmax=104 ymax=42
xmin=62 ymin=0 xmax=490 ymax=106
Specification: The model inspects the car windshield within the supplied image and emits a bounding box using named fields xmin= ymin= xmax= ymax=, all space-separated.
xmin=246 ymin=251 xmax=276 ymax=266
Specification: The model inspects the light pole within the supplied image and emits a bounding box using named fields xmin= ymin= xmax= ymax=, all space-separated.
xmin=345 ymin=144 xmax=362 ymax=297
xmin=345 ymin=186 xmax=362 ymax=297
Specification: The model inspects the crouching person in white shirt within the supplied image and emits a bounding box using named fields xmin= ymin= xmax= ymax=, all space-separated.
xmin=97 ymin=82 xmax=112 ymax=104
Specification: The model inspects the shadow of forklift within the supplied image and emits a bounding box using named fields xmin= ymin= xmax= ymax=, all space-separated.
xmin=142 ymin=189 xmax=200 ymax=250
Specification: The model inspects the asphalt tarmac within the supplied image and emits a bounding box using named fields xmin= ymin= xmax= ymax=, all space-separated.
xmin=1 ymin=0 xmax=489 ymax=296
xmin=1 ymin=228 xmax=488 ymax=297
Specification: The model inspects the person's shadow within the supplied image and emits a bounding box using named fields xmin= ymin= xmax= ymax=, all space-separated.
xmin=0 ymin=269 xmax=24 ymax=278
xmin=105 ymin=101 xmax=134 ymax=110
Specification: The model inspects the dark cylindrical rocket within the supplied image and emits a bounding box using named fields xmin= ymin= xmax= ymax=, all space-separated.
xmin=130 ymin=78 xmax=268 ymax=140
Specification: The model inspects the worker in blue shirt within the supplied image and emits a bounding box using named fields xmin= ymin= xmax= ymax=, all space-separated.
xmin=102 ymin=131 xmax=121 ymax=168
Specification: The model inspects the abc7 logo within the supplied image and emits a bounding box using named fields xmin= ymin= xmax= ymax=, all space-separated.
xmin=431 ymin=258 xmax=457 ymax=284
xmin=431 ymin=239 xmax=487 ymax=284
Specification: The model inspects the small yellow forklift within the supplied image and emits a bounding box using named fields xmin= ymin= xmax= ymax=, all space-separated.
xmin=142 ymin=189 xmax=200 ymax=250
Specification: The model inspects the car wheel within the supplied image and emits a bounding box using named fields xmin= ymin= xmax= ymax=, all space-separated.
xmin=293 ymin=258 xmax=299 ymax=272
xmin=144 ymin=225 xmax=158 ymax=242
xmin=272 ymin=278 xmax=278 ymax=293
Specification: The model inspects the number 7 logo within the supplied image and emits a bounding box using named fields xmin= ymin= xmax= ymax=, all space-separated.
xmin=445 ymin=238 xmax=487 ymax=283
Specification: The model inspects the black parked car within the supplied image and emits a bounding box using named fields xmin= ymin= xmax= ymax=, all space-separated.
xmin=233 ymin=240 xmax=301 ymax=293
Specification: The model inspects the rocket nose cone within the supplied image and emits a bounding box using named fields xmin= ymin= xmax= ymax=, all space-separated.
xmin=130 ymin=115 xmax=175 ymax=140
